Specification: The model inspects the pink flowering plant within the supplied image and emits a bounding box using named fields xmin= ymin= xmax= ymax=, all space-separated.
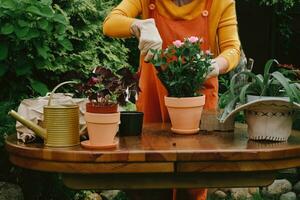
xmin=150 ymin=36 xmax=213 ymax=97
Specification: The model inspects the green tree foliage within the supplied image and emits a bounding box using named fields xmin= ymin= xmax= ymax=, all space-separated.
xmin=0 ymin=0 xmax=128 ymax=147
xmin=258 ymin=0 xmax=299 ymax=10
xmin=0 ymin=1 xmax=128 ymax=198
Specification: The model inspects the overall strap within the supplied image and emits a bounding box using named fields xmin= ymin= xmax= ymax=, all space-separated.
xmin=148 ymin=0 xmax=156 ymax=18
xmin=205 ymin=0 xmax=213 ymax=12
xmin=149 ymin=0 xmax=213 ymax=19
xmin=203 ymin=0 xmax=213 ymax=44
xmin=202 ymin=0 xmax=213 ymax=18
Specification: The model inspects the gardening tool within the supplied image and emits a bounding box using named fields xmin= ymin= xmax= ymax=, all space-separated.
xmin=9 ymin=81 xmax=81 ymax=147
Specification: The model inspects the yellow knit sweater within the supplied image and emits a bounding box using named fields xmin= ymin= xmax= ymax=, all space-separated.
xmin=103 ymin=0 xmax=241 ymax=71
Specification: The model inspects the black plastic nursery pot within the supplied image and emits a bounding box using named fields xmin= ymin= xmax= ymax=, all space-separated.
xmin=119 ymin=111 xmax=144 ymax=136
xmin=293 ymin=111 xmax=300 ymax=130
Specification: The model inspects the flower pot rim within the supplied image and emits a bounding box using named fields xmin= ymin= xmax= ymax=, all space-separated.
xmin=86 ymin=102 xmax=118 ymax=113
xmin=165 ymin=95 xmax=205 ymax=108
xmin=246 ymin=95 xmax=290 ymax=102
xmin=86 ymin=102 xmax=118 ymax=107
xmin=165 ymin=95 xmax=204 ymax=99
xmin=120 ymin=111 xmax=144 ymax=115
xmin=85 ymin=111 xmax=120 ymax=124
xmin=220 ymin=97 xmax=300 ymax=124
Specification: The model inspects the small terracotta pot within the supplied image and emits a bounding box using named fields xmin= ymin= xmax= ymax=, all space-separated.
xmin=165 ymin=95 xmax=205 ymax=134
xmin=84 ymin=112 xmax=120 ymax=146
xmin=86 ymin=102 xmax=118 ymax=113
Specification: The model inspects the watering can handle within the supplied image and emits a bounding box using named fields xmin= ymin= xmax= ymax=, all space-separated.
xmin=48 ymin=81 xmax=78 ymax=106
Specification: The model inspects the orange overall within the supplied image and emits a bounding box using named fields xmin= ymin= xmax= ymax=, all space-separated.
xmin=137 ymin=0 xmax=218 ymax=123
xmin=136 ymin=0 xmax=216 ymax=199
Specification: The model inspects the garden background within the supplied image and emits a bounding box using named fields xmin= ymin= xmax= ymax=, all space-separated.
xmin=0 ymin=0 xmax=299 ymax=199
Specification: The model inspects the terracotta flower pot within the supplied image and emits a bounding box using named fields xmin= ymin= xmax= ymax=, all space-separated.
xmin=84 ymin=112 xmax=120 ymax=146
xmin=165 ymin=95 xmax=205 ymax=134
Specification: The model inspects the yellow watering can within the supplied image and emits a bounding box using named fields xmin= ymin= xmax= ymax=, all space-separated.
xmin=9 ymin=81 xmax=82 ymax=147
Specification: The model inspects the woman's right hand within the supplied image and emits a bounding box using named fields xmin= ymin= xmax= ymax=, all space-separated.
xmin=130 ymin=19 xmax=162 ymax=62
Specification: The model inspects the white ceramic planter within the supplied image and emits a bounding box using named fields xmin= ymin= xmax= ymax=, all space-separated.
xmin=221 ymin=95 xmax=300 ymax=142
xmin=245 ymin=105 xmax=293 ymax=141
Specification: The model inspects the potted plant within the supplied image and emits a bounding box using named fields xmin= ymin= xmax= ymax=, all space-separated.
xmin=201 ymin=54 xmax=254 ymax=131
xmin=278 ymin=63 xmax=300 ymax=130
xmin=150 ymin=36 xmax=211 ymax=134
xmin=78 ymin=66 xmax=140 ymax=149
xmin=220 ymin=59 xmax=300 ymax=141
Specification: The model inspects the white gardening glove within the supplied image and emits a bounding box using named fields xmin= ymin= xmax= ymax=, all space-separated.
xmin=130 ymin=19 xmax=162 ymax=62
xmin=206 ymin=59 xmax=220 ymax=80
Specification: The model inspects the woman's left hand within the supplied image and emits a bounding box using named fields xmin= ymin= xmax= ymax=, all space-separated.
xmin=206 ymin=57 xmax=229 ymax=80
xmin=206 ymin=60 xmax=220 ymax=80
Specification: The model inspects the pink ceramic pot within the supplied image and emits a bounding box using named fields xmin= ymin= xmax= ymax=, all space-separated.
xmin=165 ymin=95 xmax=205 ymax=134
xmin=84 ymin=112 xmax=120 ymax=146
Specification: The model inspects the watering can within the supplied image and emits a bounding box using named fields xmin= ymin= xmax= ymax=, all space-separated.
xmin=8 ymin=81 xmax=81 ymax=147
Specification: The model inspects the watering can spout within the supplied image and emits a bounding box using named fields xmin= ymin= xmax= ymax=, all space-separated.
xmin=8 ymin=110 xmax=47 ymax=139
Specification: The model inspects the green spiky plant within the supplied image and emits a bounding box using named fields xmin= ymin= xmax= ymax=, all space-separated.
xmin=220 ymin=59 xmax=300 ymax=122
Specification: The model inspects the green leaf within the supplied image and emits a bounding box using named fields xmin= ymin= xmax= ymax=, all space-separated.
xmin=219 ymin=95 xmax=239 ymax=123
xmin=0 ymin=63 xmax=7 ymax=76
xmin=25 ymin=29 xmax=40 ymax=40
xmin=40 ymin=0 xmax=52 ymax=5
xmin=1 ymin=23 xmax=14 ymax=35
xmin=58 ymin=38 xmax=73 ymax=51
xmin=1 ymin=0 xmax=16 ymax=10
xmin=18 ymin=20 xmax=29 ymax=27
xmin=26 ymin=6 xmax=42 ymax=16
xmin=263 ymin=59 xmax=278 ymax=86
xmin=53 ymin=14 xmax=68 ymax=25
xmin=55 ymin=24 xmax=66 ymax=34
xmin=271 ymin=71 xmax=298 ymax=102
xmin=290 ymin=84 xmax=300 ymax=103
xmin=15 ymin=64 xmax=32 ymax=76
xmin=239 ymin=83 xmax=252 ymax=104
xmin=26 ymin=5 xmax=53 ymax=18
xmin=38 ymin=19 xmax=49 ymax=30
xmin=0 ymin=43 xmax=8 ymax=61
xmin=263 ymin=59 xmax=275 ymax=78
xmin=34 ymin=42 xmax=49 ymax=59
xmin=39 ymin=6 xmax=54 ymax=18
xmin=45 ymin=23 xmax=53 ymax=33
xmin=30 ymin=80 xmax=48 ymax=96
xmin=15 ymin=26 xmax=30 ymax=39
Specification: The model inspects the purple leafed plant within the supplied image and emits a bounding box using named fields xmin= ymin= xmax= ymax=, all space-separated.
xmin=77 ymin=66 xmax=140 ymax=106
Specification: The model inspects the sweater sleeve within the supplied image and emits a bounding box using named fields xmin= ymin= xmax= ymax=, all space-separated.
xmin=103 ymin=0 xmax=143 ymax=38
xmin=217 ymin=0 xmax=241 ymax=72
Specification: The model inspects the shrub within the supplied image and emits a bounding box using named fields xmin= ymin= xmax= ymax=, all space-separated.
xmin=0 ymin=0 xmax=129 ymax=146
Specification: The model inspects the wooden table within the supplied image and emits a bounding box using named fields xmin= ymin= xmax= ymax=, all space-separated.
xmin=5 ymin=123 xmax=300 ymax=190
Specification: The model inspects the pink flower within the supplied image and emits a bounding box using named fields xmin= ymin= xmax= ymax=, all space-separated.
xmin=205 ymin=50 xmax=212 ymax=55
xmin=188 ymin=36 xmax=199 ymax=43
xmin=173 ymin=40 xmax=184 ymax=48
